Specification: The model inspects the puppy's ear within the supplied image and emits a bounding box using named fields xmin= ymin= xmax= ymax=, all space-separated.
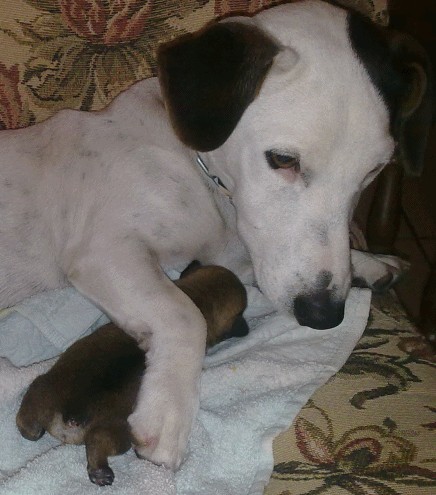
xmin=349 ymin=13 xmax=434 ymax=176
xmin=227 ymin=313 xmax=249 ymax=339
xmin=157 ymin=22 xmax=279 ymax=151
xmin=180 ymin=260 xmax=202 ymax=279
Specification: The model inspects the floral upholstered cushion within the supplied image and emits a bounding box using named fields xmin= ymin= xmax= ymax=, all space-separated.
xmin=266 ymin=293 xmax=436 ymax=495
xmin=0 ymin=0 xmax=388 ymax=129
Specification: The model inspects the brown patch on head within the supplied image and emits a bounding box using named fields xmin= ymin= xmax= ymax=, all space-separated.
xmin=176 ymin=265 xmax=248 ymax=347
xmin=158 ymin=21 xmax=279 ymax=151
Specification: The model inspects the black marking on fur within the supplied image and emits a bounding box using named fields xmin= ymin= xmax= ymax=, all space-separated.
xmin=348 ymin=10 xmax=436 ymax=175
xmin=158 ymin=22 xmax=279 ymax=151
xmin=348 ymin=12 xmax=407 ymax=135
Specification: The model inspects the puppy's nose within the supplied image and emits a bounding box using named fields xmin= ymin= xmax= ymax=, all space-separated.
xmin=293 ymin=290 xmax=345 ymax=329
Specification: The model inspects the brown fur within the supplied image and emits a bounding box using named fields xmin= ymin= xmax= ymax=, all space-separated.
xmin=158 ymin=22 xmax=279 ymax=152
xmin=16 ymin=264 xmax=248 ymax=486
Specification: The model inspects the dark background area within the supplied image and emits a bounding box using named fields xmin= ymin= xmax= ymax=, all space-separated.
xmin=359 ymin=0 xmax=436 ymax=327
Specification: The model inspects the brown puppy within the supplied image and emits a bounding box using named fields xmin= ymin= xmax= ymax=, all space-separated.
xmin=16 ymin=264 xmax=248 ymax=486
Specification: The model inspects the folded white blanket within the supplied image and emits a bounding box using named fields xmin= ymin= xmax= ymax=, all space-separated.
xmin=0 ymin=288 xmax=110 ymax=366
xmin=0 ymin=286 xmax=370 ymax=495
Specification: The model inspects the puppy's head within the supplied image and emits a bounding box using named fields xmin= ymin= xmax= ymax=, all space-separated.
xmin=159 ymin=1 xmax=433 ymax=329
xmin=177 ymin=262 xmax=248 ymax=348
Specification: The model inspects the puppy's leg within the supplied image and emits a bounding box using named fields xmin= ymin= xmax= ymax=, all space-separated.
xmin=351 ymin=249 xmax=410 ymax=292
xmin=16 ymin=375 xmax=53 ymax=441
xmin=67 ymin=240 xmax=207 ymax=470
xmin=85 ymin=421 xmax=131 ymax=486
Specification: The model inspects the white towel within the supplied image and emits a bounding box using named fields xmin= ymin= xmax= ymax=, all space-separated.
xmin=0 ymin=288 xmax=109 ymax=366
xmin=0 ymin=286 xmax=370 ymax=495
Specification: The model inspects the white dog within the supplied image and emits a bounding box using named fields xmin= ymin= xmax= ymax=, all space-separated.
xmin=1 ymin=0 xmax=432 ymax=470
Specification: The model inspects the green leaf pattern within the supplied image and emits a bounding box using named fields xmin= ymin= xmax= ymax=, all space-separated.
xmin=271 ymin=295 xmax=436 ymax=494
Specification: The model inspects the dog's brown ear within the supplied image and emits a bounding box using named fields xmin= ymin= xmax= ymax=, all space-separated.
xmin=349 ymin=13 xmax=434 ymax=176
xmin=157 ymin=22 xmax=279 ymax=151
xmin=387 ymin=32 xmax=434 ymax=176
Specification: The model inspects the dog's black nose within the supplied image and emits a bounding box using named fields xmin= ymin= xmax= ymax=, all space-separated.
xmin=293 ymin=290 xmax=345 ymax=329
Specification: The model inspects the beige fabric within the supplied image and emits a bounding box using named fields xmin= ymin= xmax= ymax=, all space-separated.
xmin=266 ymin=293 xmax=436 ymax=495
xmin=0 ymin=0 xmax=388 ymax=129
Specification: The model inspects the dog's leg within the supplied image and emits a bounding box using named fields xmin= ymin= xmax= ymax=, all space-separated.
xmin=67 ymin=241 xmax=207 ymax=470
xmin=351 ymin=249 xmax=410 ymax=292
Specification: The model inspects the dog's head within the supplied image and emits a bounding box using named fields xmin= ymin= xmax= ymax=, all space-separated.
xmin=158 ymin=0 xmax=433 ymax=329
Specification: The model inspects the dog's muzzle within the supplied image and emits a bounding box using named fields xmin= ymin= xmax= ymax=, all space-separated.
xmin=293 ymin=290 xmax=345 ymax=330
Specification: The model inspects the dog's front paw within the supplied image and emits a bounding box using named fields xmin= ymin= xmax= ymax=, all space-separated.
xmin=351 ymin=251 xmax=410 ymax=292
xmin=128 ymin=374 xmax=199 ymax=471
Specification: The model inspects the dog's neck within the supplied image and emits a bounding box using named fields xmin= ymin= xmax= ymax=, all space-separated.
xmin=195 ymin=153 xmax=232 ymax=199
xmin=193 ymin=151 xmax=240 ymax=247
xmin=193 ymin=151 xmax=253 ymax=282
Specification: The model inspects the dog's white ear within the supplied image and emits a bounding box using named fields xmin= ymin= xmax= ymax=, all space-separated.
xmin=266 ymin=47 xmax=299 ymax=78
xmin=157 ymin=22 xmax=279 ymax=151
xmin=349 ymin=13 xmax=434 ymax=176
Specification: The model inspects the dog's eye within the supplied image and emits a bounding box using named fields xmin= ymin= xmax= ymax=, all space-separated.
xmin=265 ymin=150 xmax=300 ymax=171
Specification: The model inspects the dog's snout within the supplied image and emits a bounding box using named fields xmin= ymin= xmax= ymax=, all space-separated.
xmin=293 ymin=290 xmax=345 ymax=330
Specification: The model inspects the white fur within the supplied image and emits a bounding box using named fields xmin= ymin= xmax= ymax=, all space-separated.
xmin=0 ymin=1 xmax=400 ymax=469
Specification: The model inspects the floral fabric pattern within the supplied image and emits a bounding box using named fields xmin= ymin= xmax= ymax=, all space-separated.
xmin=0 ymin=0 xmax=388 ymax=124
xmin=215 ymin=0 xmax=279 ymax=16
xmin=0 ymin=62 xmax=34 ymax=129
xmin=274 ymin=405 xmax=436 ymax=494
xmin=4 ymin=0 xmax=214 ymax=112
xmin=58 ymin=0 xmax=154 ymax=45
xmin=267 ymin=293 xmax=436 ymax=495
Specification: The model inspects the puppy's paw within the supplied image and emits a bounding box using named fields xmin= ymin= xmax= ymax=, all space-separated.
xmin=352 ymin=251 xmax=410 ymax=293
xmin=88 ymin=466 xmax=114 ymax=486
xmin=128 ymin=374 xmax=199 ymax=471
